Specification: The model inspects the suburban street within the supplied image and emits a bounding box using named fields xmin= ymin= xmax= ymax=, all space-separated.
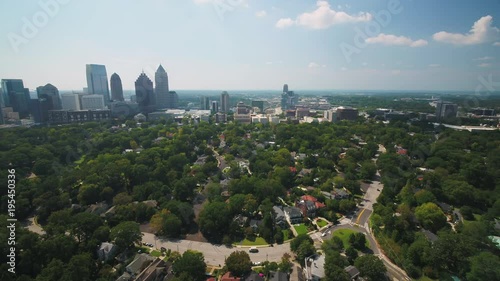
xmin=142 ymin=232 xmax=292 ymax=266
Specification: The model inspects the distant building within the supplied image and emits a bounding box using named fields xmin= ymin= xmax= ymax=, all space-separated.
xmin=135 ymin=72 xmax=156 ymax=114
xmin=251 ymin=100 xmax=265 ymax=113
xmin=337 ymin=106 xmax=358 ymax=121
xmin=295 ymin=107 xmax=310 ymax=119
xmin=86 ymin=64 xmax=110 ymax=105
xmin=284 ymin=206 xmax=303 ymax=224
xmin=1 ymin=79 xmax=30 ymax=118
xmin=81 ymin=94 xmax=105 ymax=110
xmin=166 ymin=91 xmax=178 ymax=109
xmin=234 ymin=102 xmax=251 ymax=124
xmin=97 ymin=242 xmax=117 ymax=261
xmin=200 ymin=96 xmax=210 ymax=110
xmin=110 ymin=73 xmax=124 ymax=101
xmin=281 ymin=84 xmax=298 ymax=110
xmin=36 ymin=83 xmax=61 ymax=110
xmin=221 ymin=91 xmax=230 ymax=113
xmin=61 ymin=93 xmax=81 ymax=111
xmin=435 ymin=101 xmax=458 ymax=122
xmin=211 ymin=100 xmax=219 ymax=113
xmin=471 ymin=108 xmax=495 ymax=116
xmin=215 ymin=112 xmax=227 ymax=123
xmin=155 ymin=64 xmax=170 ymax=108
xmin=110 ymin=101 xmax=139 ymax=119
xmin=48 ymin=109 xmax=110 ymax=124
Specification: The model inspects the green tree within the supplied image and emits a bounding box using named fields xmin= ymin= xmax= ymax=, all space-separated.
xmin=198 ymin=202 xmax=231 ymax=243
xmin=466 ymin=252 xmax=500 ymax=281
xmin=354 ymin=255 xmax=387 ymax=281
xmin=225 ymin=251 xmax=252 ymax=277
xmin=414 ymin=202 xmax=446 ymax=232
xmin=110 ymin=221 xmax=142 ymax=249
xmin=172 ymin=251 xmax=207 ymax=281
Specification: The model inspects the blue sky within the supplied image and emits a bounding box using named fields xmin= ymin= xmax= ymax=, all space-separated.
xmin=0 ymin=0 xmax=499 ymax=91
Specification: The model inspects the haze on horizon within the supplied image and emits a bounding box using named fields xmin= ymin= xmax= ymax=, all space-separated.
xmin=0 ymin=0 xmax=499 ymax=92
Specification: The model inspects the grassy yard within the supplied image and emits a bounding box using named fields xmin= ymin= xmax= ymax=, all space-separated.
xmin=316 ymin=219 xmax=328 ymax=228
xmin=294 ymin=224 xmax=308 ymax=235
xmin=150 ymin=250 xmax=162 ymax=257
xmin=332 ymin=229 xmax=358 ymax=248
xmin=237 ymin=237 xmax=268 ymax=246
xmin=416 ymin=276 xmax=436 ymax=281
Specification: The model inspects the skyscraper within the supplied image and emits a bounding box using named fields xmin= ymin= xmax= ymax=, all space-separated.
xmin=200 ymin=96 xmax=210 ymax=110
xmin=36 ymin=84 xmax=62 ymax=110
xmin=436 ymin=101 xmax=458 ymax=122
xmin=81 ymin=95 xmax=105 ymax=110
xmin=1 ymin=79 xmax=30 ymax=118
xmin=283 ymin=84 xmax=289 ymax=93
xmin=155 ymin=65 xmax=170 ymax=108
xmin=211 ymin=100 xmax=219 ymax=113
xmin=220 ymin=91 xmax=230 ymax=113
xmin=280 ymin=84 xmax=298 ymax=110
xmin=86 ymin=64 xmax=110 ymax=105
xmin=166 ymin=91 xmax=178 ymax=109
xmin=110 ymin=73 xmax=124 ymax=101
xmin=135 ymin=72 xmax=156 ymax=114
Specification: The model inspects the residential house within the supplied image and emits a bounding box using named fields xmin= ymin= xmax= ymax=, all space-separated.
xmin=284 ymin=206 xmax=303 ymax=225
xmin=297 ymin=200 xmax=317 ymax=218
xmin=134 ymin=259 xmax=172 ymax=281
xmin=220 ymin=272 xmax=241 ymax=281
xmin=344 ymin=265 xmax=360 ymax=280
xmin=97 ymin=242 xmax=117 ymax=261
xmin=422 ymin=229 xmax=439 ymax=243
xmin=233 ymin=214 xmax=249 ymax=227
xmin=273 ymin=206 xmax=288 ymax=228
xmin=269 ymin=271 xmax=289 ymax=281
xmin=125 ymin=253 xmax=155 ymax=279
xmin=307 ymin=254 xmax=325 ymax=281
xmin=86 ymin=201 xmax=110 ymax=216
xmin=437 ymin=202 xmax=453 ymax=214
xmin=249 ymin=219 xmax=262 ymax=232
xmin=331 ymin=188 xmax=351 ymax=200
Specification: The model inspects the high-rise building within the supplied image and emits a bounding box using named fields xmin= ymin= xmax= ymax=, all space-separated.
xmin=110 ymin=73 xmax=124 ymax=101
xmin=1 ymin=79 xmax=30 ymax=118
xmin=155 ymin=65 xmax=170 ymax=108
xmin=220 ymin=91 xmax=230 ymax=113
xmin=86 ymin=64 xmax=110 ymax=105
xmin=135 ymin=72 xmax=156 ymax=114
xmin=280 ymin=84 xmax=298 ymax=110
xmin=234 ymin=102 xmax=251 ymax=124
xmin=211 ymin=100 xmax=219 ymax=113
xmin=36 ymin=83 xmax=61 ymax=110
xmin=0 ymin=105 xmax=3 ymax=124
xmin=61 ymin=93 xmax=81 ymax=110
xmin=81 ymin=95 xmax=105 ymax=110
xmin=337 ymin=106 xmax=358 ymax=121
xmin=200 ymin=96 xmax=210 ymax=110
xmin=436 ymin=101 xmax=458 ymax=122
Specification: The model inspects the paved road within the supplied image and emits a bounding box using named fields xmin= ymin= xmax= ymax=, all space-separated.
xmin=142 ymin=232 xmax=293 ymax=266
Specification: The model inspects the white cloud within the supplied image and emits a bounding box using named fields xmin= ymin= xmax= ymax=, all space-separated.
xmin=433 ymin=15 xmax=500 ymax=45
xmin=308 ymin=62 xmax=326 ymax=68
xmin=365 ymin=33 xmax=428 ymax=47
xmin=256 ymin=10 xmax=267 ymax=17
xmin=194 ymin=0 xmax=249 ymax=7
xmin=478 ymin=63 xmax=492 ymax=67
xmin=474 ymin=56 xmax=494 ymax=61
xmin=276 ymin=18 xmax=295 ymax=29
xmin=428 ymin=64 xmax=441 ymax=68
xmin=494 ymin=42 xmax=500 ymax=46
xmin=276 ymin=0 xmax=371 ymax=30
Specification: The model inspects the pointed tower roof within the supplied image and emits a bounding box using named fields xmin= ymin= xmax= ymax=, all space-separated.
xmin=156 ymin=64 xmax=166 ymax=73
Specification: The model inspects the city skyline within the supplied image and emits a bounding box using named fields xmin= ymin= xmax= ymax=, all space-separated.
xmin=0 ymin=1 xmax=499 ymax=91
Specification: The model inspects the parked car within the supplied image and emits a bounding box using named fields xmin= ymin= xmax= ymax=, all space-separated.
xmin=249 ymin=247 xmax=259 ymax=253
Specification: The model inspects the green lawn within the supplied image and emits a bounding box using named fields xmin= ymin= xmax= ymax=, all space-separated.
xmin=237 ymin=237 xmax=268 ymax=246
xmin=294 ymin=224 xmax=308 ymax=235
xmin=332 ymin=229 xmax=357 ymax=248
xmin=316 ymin=219 xmax=328 ymax=228
xmin=417 ymin=276 xmax=436 ymax=281
xmin=150 ymin=250 xmax=162 ymax=257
